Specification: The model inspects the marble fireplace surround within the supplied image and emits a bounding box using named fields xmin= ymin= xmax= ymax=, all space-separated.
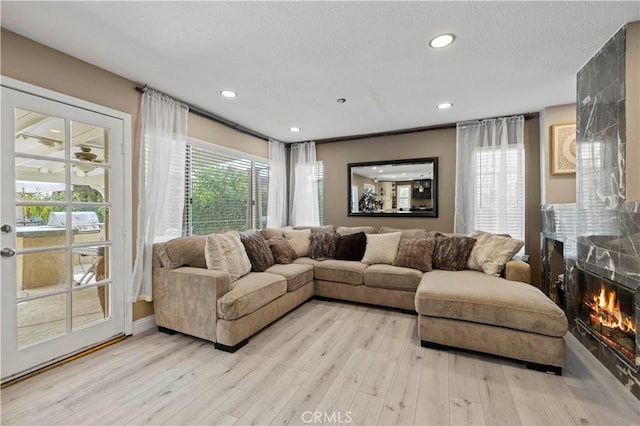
xmin=540 ymin=21 xmax=640 ymax=399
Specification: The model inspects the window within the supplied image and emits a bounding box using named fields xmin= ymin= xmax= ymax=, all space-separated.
xmin=183 ymin=139 xmax=269 ymax=235
xmin=316 ymin=161 xmax=324 ymax=225
xmin=397 ymin=184 xmax=411 ymax=211
xmin=474 ymin=146 xmax=524 ymax=241
xmin=455 ymin=116 xmax=525 ymax=242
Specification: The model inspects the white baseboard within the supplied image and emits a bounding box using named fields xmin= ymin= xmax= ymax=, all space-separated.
xmin=132 ymin=315 xmax=156 ymax=335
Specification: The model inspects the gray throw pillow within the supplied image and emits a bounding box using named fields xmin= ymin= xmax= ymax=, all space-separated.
xmin=432 ymin=233 xmax=477 ymax=271
xmin=241 ymin=231 xmax=275 ymax=272
xmin=309 ymin=231 xmax=340 ymax=260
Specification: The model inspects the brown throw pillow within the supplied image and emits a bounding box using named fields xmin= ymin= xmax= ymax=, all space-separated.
xmin=241 ymin=231 xmax=275 ymax=272
xmin=309 ymin=232 xmax=340 ymax=260
xmin=392 ymin=238 xmax=436 ymax=272
xmin=334 ymin=232 xmax=367 ymax=261
xmin=267 ymin=237 xmax=298 ymax=264
xmin=432 ymin=233 xmax=477 ymax=271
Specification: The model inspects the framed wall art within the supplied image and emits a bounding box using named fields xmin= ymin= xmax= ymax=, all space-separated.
xmin=551 ymin=122 xmax=577 ymax=175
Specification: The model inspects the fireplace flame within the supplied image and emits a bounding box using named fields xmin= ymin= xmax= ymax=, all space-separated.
xmin=585 ymin=284 xmax=636 ymax=334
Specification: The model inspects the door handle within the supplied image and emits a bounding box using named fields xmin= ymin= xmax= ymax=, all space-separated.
xmin=1 ymin=224 xmax=12 ymax=233
xmin=1 ymin=247 xmax=16 ymax=257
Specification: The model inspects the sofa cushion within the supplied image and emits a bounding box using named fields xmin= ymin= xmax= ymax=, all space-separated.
xmin=378 ymin=227 xmax=430 ymax=239
xmin=467 ymin=230 xmax=524 ymax=276
xmin=265 ymin=263 xmax=314 ymax=292
xmin=267 ymin=237 xmax=298 ymax=264
xmin=392 ymin=238 xmax=436 ymax=272
xmin=205 ymin=231 xmax=252 ymax=283
xmin=241 ymin=231 xmax=275 ymax=272
xmin=415 ymin=270 xmax=568 ymax=337
xmin=336 ymin=226 xmax=378 ymax=236
xmin=293 ymin=257 xmax=322 ymax=267
xmin=158 ymin=236 xmax=207 ymax=269
xmin=432 ymin=234 xmax=476 ymax=271
xmin=334 ymin=232 xmax=366 ymax=261
xmin=364 ymin=264 xmax=423 ymax=291
xmin=314 ymin=259 xmax=368 ymax=285
xmin=217 ymin=272 xmax=287 ymax=320
xmin=294 ymin=225 xmax=335 ymax=234
xmin=260 ymin=226 xmax=293 ymax=240
xmin=362 ymin=232 xmax=402 ymax=265
xmin=284 ymin=229 xmax=312 ymax=257
xmin=309 ymin=231 xmax=340 ymax=260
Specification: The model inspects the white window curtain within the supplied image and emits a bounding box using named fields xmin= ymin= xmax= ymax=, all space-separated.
xmin=266 ymin=139 xmax=287 ymax=228
xmin=454 ymin=115 xmax=525 ymax=241
xmin=130 ymin=90 xmax=188 ymax=302
xmin=289 ymin=141 xmax=320 ymax=226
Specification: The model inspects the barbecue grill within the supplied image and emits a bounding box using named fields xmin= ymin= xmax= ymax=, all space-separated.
xmin=46 ymin=212 xmax=101 ymax=233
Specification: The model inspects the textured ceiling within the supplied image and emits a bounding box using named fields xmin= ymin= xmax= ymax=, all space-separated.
xmin=2 ymin=1 xmax=639 ymax=142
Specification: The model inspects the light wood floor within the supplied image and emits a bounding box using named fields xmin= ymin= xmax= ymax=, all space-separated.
xmin=2 ymin=299 xmax=639 ymax=425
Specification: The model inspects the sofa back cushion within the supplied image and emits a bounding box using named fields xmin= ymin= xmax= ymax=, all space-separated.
xmin=392 ymin=238 xmax=436 ymax=272
xmin=267 ymin=237 xmax=298 ymax=264
xmin=294 ymin=225 xmax=335 ymax=234
xmin=362 ymin=232 xmax=402 ymax=265
xmin=241 ymin=231 xmax=275 ymax=272
xmin=378 ymin=227 xmax=431 ymax=240
xmin=205 ymin=231 xmax=252 ymax=282
xmin=309 ymin=231 xmax=340 ymax=260
xmin=432 ymin=233 xmax=477 ymax=271
xmin=260 ymin=226 xmax=293 ymax=240
xmin=334 ymin=231 xmax=367 ymax=261
xmin=336 ymin=226 xmax=378 ymax=236
xmin=157 ymin=235 xmax=207 ymax=269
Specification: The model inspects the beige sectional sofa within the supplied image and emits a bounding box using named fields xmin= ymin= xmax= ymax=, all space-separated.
xmin=151 ymin=225 xmax=568 ymax=373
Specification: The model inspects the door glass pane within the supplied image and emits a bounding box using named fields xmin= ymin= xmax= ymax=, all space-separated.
xmin=17 ymin=293 xmax=67 ymax=348
xmin=15 ymin=161 xmax=67 ymax=204
xmin=15 ymin=109 xmax=65 ymax=159
xmin=72 ymin=245 xmax=109 ymax=286
xmin=72 ymin=167 xmax=109 ymax=203
xmin=71 ymin=121 xmax=109 ymax=164
xmin=72 ymin=284 xmax=109 ymax=330
xmin=16 ymin=250 xmax=67 ymax=298
xmin=71 ymin=207 xmax=108 ymax=243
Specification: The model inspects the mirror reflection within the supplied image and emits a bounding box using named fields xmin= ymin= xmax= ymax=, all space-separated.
xmin=348 ymin=157 xmax=438 ymax=217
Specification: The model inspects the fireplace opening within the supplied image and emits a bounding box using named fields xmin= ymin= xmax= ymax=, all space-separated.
xmin=577 ymin=269 xmax=637 ymax=364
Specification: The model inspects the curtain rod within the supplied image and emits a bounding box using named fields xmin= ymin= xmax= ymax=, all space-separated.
xmin=316 ymin=112 xmax=540 ymax=144
xmin=135 ymin=85 xmax=269 ymax=141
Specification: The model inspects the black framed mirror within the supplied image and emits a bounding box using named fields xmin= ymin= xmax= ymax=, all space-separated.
xmin=348 ymin=157 xmax=438 ymax=217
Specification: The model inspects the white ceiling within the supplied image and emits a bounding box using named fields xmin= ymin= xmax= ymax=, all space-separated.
xmin=2 ymin=1 xmax=639 ymax=143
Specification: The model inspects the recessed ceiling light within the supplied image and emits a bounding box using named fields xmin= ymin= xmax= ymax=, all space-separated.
xmin=220 ymin=90 xmax=237 ymax=98
xmin=429 ymin=34 xmax=455 ymax=49
xmin=49 ymin=129 xmax=62 ymax=134
xmin=289 ymin=127 xmax=300 ymax=132
xmin=436 ymin=102 xmax=453 ymax=110
xmin=336 ymin=98 xmax=346 ymax=103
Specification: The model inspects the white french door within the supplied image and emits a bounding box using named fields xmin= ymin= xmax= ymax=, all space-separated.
xmin=1 ymin=80 xmax=130 ymax=382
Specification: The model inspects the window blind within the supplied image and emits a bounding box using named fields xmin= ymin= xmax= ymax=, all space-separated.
xmin=183 ymin=141 xmax=269 ymax=235
xmin=474 ymin=146 xmax=524 ymax=241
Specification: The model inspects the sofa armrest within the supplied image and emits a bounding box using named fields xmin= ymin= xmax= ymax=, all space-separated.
xmin=152 ymin=267 xmax=231 ymax=342
xmin=504 ymin=260 xmax=531 ymax=284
